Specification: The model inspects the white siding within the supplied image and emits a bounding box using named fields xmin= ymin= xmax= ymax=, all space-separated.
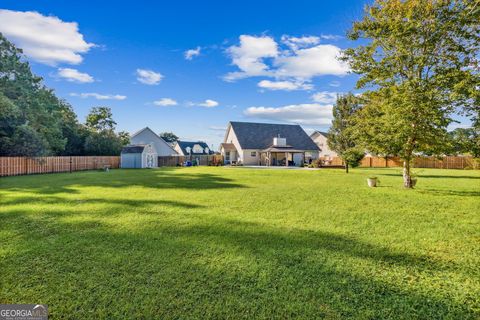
xmin=131 ymin=128 xmax=177 ymax=156
xmin=311 ymin=133 xmax=337 ymax=158
xmin=222 ymin=126 xmax=243 ymax=163
xmin=242 ymin=149 xmax=261 ymax=165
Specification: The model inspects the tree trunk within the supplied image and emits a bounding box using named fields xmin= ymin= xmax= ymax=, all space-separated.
xmin=345 ymin=162 xmax=349 ymax=173
xmin=403 ymin=159 xmax=413 ymax=188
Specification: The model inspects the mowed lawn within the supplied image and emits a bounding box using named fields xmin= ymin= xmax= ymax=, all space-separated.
xmin=0 ymin=167 xmax=479 ymax=319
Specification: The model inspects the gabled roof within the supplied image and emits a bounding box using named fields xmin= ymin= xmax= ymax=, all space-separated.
xmin=130 ymin=127 xmax=177 ymax=154
xmin=121 ymin=144 xmax=146 ymax=154
xmin=176 ymin=141 xmax=213 ymax=155
xmin=310 ymin=131 xmax=329 ymax=138
xmin=228 ymin=121 xmax=319 ymax=151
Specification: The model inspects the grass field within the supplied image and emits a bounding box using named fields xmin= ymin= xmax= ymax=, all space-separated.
xmin=0 ymin=167 xmax=479 ymax=319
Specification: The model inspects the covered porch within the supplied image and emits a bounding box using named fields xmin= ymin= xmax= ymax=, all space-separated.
xmin=220 ymin=143 xmax=238 ymax=164
xmin=261 ymin=146 xmax=305 ymax=167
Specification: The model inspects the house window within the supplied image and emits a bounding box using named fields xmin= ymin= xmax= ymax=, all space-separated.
xmin=226 ymin=151 xmax=231 ymax=161
xmin=185 ymin=146 xmax=191 ymax=154
xmin=193 ymin=144 xmax=203 ymax=153
xmin=251 ymin=151 xmax=257 ymax=157
xmin=204 ymin=147 xmax=209 ymax=154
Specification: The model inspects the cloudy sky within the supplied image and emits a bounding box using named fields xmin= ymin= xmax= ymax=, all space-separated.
xmin=3 ymin=0 xmax=460 ymax=149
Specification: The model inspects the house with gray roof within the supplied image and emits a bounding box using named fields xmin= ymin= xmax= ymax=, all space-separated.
xmin=220 ymin=121 xmax=319 ymax=166
xmin=173 ymin=141 xmax=213 ymax=156
xmin=310 ymin=131 xmax=338 ymax=158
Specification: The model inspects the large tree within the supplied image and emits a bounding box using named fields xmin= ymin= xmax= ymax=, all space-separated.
xmin=343 ymin=0 xmax=479 ymax=187
xmin=159 ymin=132 xmax=179 ymax=144
xmin=0 ymin=33 xmax=77 ymax=156
xmin=327 ymin=93 xmax=365 ymax=173
xmin=85 ymin=106 xmax=117 ymax=131
xmin=448 ymin=127 xmax=480 ymax=157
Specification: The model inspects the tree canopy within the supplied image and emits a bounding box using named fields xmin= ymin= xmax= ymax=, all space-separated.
xmin=159 ymin=132 xmax=179 ymax=143
xmin=0 ymin=33 xmax=128 ymax=156
xmin=327 ymin=93 xmax=365 ymax=173
xmin=342 ymin=0 xmax=479 ymax=187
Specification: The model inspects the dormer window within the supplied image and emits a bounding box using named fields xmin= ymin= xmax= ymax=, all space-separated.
xmin=204 ymin=147 xmax=210 ymax=154
xmin=193 ymin=144 xmax=203 ymax=153
xmin=185 ymin=146 xmax=192 ymax=154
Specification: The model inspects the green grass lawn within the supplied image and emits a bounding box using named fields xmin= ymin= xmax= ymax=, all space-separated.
xmin=0 ymin=167 xmax=479 ymax=319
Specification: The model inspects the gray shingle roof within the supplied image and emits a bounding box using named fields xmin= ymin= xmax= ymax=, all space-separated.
xmin=230 ymin=122 xmax=319 ymax=150
xmin=177 ymin=141 xmax=213 ymax=155
xmin=121 ymin=145 xmax=145 ymax=154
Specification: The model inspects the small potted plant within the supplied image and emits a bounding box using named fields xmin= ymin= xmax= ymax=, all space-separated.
xmin=367 ymin=176 xmax=379 ymax=187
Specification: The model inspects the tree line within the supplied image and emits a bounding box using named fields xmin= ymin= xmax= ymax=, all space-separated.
xmin=0 ymin=33 xmax=129 ymax=157
xmin=327 ymin=0 xmax=479 ymax=187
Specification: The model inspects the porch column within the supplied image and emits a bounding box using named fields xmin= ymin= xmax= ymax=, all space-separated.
xmin=285 ymin=152 xmax=288 ymax=167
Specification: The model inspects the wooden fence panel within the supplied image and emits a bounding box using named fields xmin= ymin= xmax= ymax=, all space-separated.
xmin=0 ymin=156 xmax=120 ymax=177
xmin=157 ymin=155 xmax=223 ymax=167
xmin=354 ymin=156 xmax=476 ymax=169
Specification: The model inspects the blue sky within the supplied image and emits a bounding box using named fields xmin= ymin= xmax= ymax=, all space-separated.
xmin=0 ymin=1 xmax=468 ymax=149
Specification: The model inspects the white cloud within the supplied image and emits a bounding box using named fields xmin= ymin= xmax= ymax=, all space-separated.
xmin=224 ymin=35 xmax=350 ymax=82
xmin=184 ymin=47 xmax=201 ymax=60
xmin=57 ymin=68 xmax=94 ymax=83
xmin=136 ymin=69 xmax=163 ymax=85
xmin=198 ymin=99 xmax=219 ymax=108
xmin=209 ymin=126 xmax=227 ymax=131
xmin=257 ymin=80 xmax=313 ymax=91
xmin=281 ymin=35 xmax=320 ymax=51
xmin=320 ymin=34 xmax=342 ymax=40
xmin=244 ymin=103 xmax=333 ymax=125
xmin=274 ymin=45 xmax=350 ymax=79
xmin=153 ymin=98 xmax=178 ymax=106
xmin=224 ymin=35 xmax=278 ymax=81
xmin=0 ymin=9 xmax=94 ymax=65
xmin=329 ymin=81 xmax=341 ymax=87
xmin=70 ymin=93 xmax=126 ymax=100
xmin=311 ymin=91 xmax=339 ymax=104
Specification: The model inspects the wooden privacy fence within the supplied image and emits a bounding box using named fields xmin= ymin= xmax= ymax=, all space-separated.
xmin=0 ymin=156 xmax=120 ymax=177
xmin=158 ymin=155 xmax=224 ymax=167
xmin=321 ymin=156 xmax=477 ymax=169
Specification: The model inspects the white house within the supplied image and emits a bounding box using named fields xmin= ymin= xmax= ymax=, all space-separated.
xmin=130 ymin=127 xmax=177 ymax=156
xmin=220 ymin=121 xmax=319 ymax=166
xmin=310 ymin=131 xmax=338 ymax=158
xmin=120 ymin=143 xmax=158 ymax=168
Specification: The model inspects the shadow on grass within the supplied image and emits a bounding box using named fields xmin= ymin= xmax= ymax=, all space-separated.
xmin=416 ymin=189 xmax=480 ymax=197
xmin=0 ymin=167 xmax=246 ymax=195
xmin=0 ymin=212 xmax=475 ymax=319
xmin=0 ymin=196 xmax=204 ymax=210
xmin=378 ymin=173 xmax=480 ymax=180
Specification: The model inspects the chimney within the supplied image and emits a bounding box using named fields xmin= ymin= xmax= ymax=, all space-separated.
xmin=273 ymin=136 xmax=287 ymax=146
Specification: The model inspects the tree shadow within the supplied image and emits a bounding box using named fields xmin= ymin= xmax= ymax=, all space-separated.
xmin=0 ymin=168 xmax=247 ymax=195
xmin=378 ymin=173 xmax=480 ymax=180
xmin=0 ymin=214 xmax=476 ymax=319
xmin=416 ymin=189 xmax=480 ymax=197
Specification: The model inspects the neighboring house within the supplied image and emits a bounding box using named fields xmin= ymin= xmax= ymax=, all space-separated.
xmin=120 ymin=143 xmax=158 ymax=168
xmin=220 ymin=121 xmax=319 ymax=166
xmin=310 ymin=131 xmax=338 ymax=158
xmin=174 ymin=141 xmax=213 ymax=156
xmin=130 ymin=127 xmax=177 ymax=156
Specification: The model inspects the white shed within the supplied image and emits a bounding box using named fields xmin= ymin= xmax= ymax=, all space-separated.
xmin=121 ymin=144 xmax=158 ymax=168
xmin=130 ymin=127 xmax=177 ymax=156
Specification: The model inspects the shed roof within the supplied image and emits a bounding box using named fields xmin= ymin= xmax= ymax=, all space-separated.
xmin=121 ymin=145 xmax=146 ymax=154
xmin=229 ymin=121 xmax=319 ymax=151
